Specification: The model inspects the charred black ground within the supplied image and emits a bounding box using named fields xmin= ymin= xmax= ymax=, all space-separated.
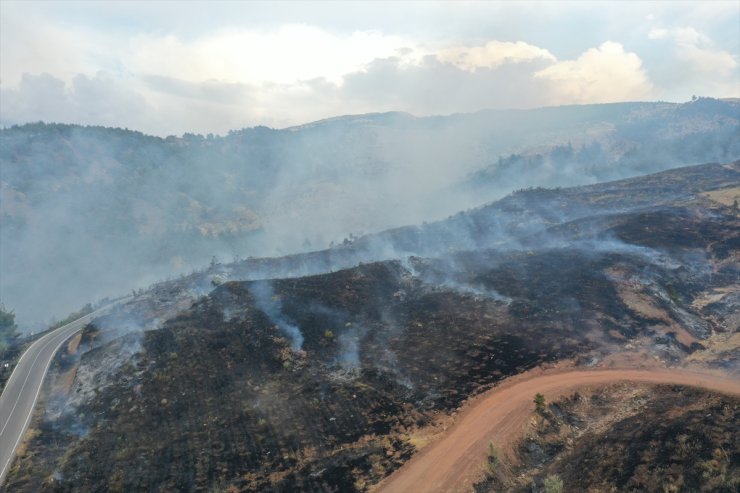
xmin=474 ymin=385 xmax=739 ymax=493
xmin=4 ymin=162 xmax=739 ymax=492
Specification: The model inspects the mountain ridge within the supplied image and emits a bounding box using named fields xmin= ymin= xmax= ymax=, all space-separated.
xmin=1 ymin=99 xmax=738 ymax=331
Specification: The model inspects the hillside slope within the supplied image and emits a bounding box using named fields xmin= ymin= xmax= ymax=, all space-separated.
xmin=472 ymin=383 xmax=739 ymax=493
xmin=3 ymin=161 xmax=739 ymax=492
xmin=2 ymin=99 xmax=739 ymax=329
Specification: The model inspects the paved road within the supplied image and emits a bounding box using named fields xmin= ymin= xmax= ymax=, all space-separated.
xmin=375 ymin=367 xmax=740 ymax=493
xmin=0 ymin=312 xmax=97 ymax=485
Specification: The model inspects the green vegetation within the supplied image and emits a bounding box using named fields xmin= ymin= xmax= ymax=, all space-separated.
xmin=543 ymin=474 xmax=564 ymax=493
xmin=49 ymin=303 xmax=93 ymax=331
xmin=486 ymin=441 xmax=499 ymax=477
xmin=666 ymin=282 xmax=681 ymax=304
xmin=534 ymin=393 xmax=546 ymax=412
xmin=0 ymin=303 xmax=19 ymax=351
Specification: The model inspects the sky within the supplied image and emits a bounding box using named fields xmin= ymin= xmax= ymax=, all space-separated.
xmin=0 ymin=1 xmax=738 ymax=135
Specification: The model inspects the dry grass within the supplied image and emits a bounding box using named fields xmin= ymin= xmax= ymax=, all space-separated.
xmin=691 ymin=285 xmax=739 ymax=310
xmin=66 ymin=333 xmax=82 ymax=355
xmin=701 ymin=186 xmax=740 ymax=207
xmin=54 ymin=366 xmax=79 ymax=395
xmin=13 ymin=427 xmax=40 ymax=460
xmin=405 ymin=431 xmax=436 ymax=450
xmin=616 ymin=285 xmax=698 ymax=346
xmin=617 ymin=287 xmax=667 ymax=321
xmin=686 ymin=332 xmax=740 ymax=363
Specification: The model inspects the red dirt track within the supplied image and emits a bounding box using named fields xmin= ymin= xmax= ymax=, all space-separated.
xmin=374 ymin=368 xmax=740 ymax=493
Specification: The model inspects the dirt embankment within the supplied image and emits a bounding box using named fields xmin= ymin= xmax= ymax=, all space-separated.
xmin=374 ymin=367 xmax=740 ymax=493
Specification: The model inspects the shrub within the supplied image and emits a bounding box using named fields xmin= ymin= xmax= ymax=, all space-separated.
xmin=543 ymin=474 xmax=564 ymax=493
xmin=534 ymin=393 xmax=546 ymax=411
xmin=0 ymin=303 xmax=19 ymax=352
xmin=486 ymin=441 xmax=499 ymax=477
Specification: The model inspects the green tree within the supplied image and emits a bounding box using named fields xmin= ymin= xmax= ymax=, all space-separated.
xmin=0 ymin=304 xmax=19 ymax=351
xmin=486 ymin=441 xmax=499 ymax=477
xmin=534 ymin=393 xmax=546 ymax=411
xmin=543 ymin=474 xmax=564 ymax=493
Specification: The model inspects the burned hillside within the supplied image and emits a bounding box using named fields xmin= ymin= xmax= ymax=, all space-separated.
xmin=4 ymin=162 xmax=739 ymax=492
xmin=474 ymin=384 xmax=740 ymax=493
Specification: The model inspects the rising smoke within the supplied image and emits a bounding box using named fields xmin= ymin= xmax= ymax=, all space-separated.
xmin=249 ymin=280 xmax=305 ymax=351
xmin=0 ymin=98 xmax=738 ymax=330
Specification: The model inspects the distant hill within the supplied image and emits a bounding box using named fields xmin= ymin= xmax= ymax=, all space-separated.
xmin=1 ymin=99 xmax=738 ymax=328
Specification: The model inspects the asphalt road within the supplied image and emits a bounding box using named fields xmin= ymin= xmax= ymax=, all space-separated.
xmin=0 ymin=312 xmax=96 ymax=485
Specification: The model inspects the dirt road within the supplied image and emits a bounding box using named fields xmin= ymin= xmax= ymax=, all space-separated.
xmin=374 ymin=368 xmax=740 ymax=493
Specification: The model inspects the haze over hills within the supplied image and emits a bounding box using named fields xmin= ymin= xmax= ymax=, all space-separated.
xmin=2 ymin=98 xmax=739 ymax=330
xmin=3 ymin=161 xmax=738 ymax=492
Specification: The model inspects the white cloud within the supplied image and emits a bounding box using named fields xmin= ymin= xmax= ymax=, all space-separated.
xmin=0 ymin=9 xmax=92 ymax=86
xmin=1 ymin=72 xmax=151 ymax=129
xmin=534 ymin=41 xmax=653 ymax=104
xmin=2 ymin=0 xmax=737 ymax=135
xmin=681 ymin=44 xmax=737 ymax=76
xmin=126 ymin=25 xmax=414 ymax=86
xmin=436 ymin=40 xmax=556 ymax=72
xmin=334 ymin=55 xmax=553 ymax=116
xmin=649 ymin=26 xmax=737 ymax=76
xmin=648 ymin=28 xmax=668 ymax=40
xmin=1 ymin=39 xmax=660 ymax=135
xmin=671 ymin=27 xmax=708 ymax=46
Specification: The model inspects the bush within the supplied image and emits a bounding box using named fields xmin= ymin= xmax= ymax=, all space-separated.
xmin=534 ymin=393 xmax=546 ymax=411
xmin=49 ymin=303 xmax=93 ymax=331
xmin=486 ymin=441 xmax=499 ymax=477
xmin=543 ymin=474 xmax=564 ymax=493
xmin=0 ymin=303 xmax=19 ymax=352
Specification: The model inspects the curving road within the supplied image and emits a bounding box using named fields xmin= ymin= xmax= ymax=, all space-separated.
xmin=375 ymin=368 xmax=740 ymax=493
xmin=0 ymin=312 xmax=97 ymax=485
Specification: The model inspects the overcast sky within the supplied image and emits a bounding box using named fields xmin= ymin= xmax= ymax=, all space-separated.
xmin=1 ymin=1 xmax=738 ymax=135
